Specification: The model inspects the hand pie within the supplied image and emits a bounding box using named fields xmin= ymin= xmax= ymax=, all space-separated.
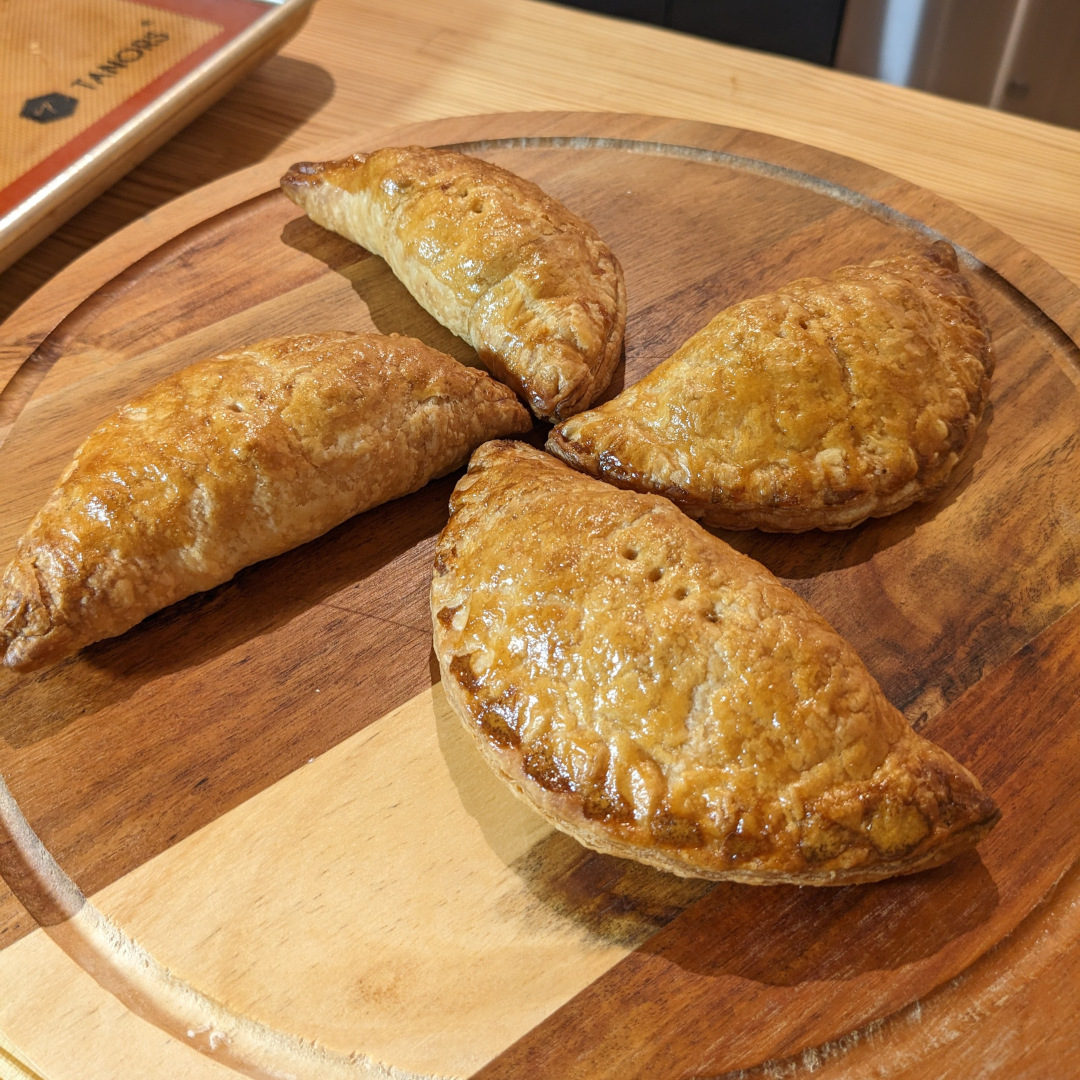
xmin=431 ymin=441 xmax=999 ymax=885
xmin=0 ymin=332 xmax=530 ymax=671
xmin=280 ymin=146 xmax=626 ymax=422
xmin=547 ymin=242 xmax=993 ymax=531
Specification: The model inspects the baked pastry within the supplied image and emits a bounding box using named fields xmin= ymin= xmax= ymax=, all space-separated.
xmin=280 ymin=146 xmax=626 ymax=422
xmin=0 ymin=332 xmax=530 ymax=671
xmin=431 ymin=441 xmax=999 ymax=885
xmin=547 ymin=242 xmax=993 ymax=531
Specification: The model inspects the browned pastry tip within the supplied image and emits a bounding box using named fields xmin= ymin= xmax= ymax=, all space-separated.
xmin=431 ymin=440 xmax=999 ymax=885
xmin=280 ymin=145 xmax=626 ymax=422
xmin=1 ymin=331 xmax=530 ymax=671
xmin=281 ymin=153 xmax=370 ymax=193
xmin=548 ymin=242 xmax=993 ymax=531
xmin=923 ymin=237 xmax=961 ymax=273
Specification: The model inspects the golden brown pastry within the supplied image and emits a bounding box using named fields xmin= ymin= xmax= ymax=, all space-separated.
xmin=280 ymin=146 xmax=626 ymax=422
xmin=431 ymin=441 xmax=998 ymax=885
xmin=0 ymin=332 xmax=531 ymax=671
xmin=547 ymin=242 xmax=993 ymax=531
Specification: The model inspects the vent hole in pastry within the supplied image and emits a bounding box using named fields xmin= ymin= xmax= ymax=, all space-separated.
xmin=674 ymin=585 xmax=689 ymax=600
xmin=647 ymin=567 xmax=664 ymax=582
xmin=622 ymin=547 xmax=639 ymax=560
xmin=470 ymin=198 xmax=484 ymax=213
xmin=703 ymin=609 xmax=719 ymax=623
xmin=228 ymin=402 xmax=244 ymax=412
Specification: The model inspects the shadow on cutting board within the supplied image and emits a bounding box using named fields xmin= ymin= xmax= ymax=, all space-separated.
xmin=636 ymin=848 xmax=999 ymax=984
xmin=433 ymin=680 xmax=717 ymax=951
xmin=279 ymin=217 xmax=480 ymax=369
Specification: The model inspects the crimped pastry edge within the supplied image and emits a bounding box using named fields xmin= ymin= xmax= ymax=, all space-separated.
xmin=545 ymin=429 xmax=970 ymax=532
xmin=436 ymin=647 xmax=998 ymax=886
xmin=543 ymin=249 xmax=628 ymax=422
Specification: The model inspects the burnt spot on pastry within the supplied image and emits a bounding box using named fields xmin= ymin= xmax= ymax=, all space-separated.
xmin=581 ymin=786 xmax=634 ymax=826
xmin=521 ymin=741 xmax=574 ymax=793
xmin=721 ymin=829 xmax=772 ymax=861
xmin=649 ymin=809 xmax=704 ymax=848
xmin=799 ymin=818 xmax=862 ymax=863
xmin=925 ymin=238 xmax=959 ymax=272
xmin=283 ymin=160 xmax=320 ymax=179
xmin=822 ymin=486 xmax=862 ymax=506
xmin=930 ymin=763 xmax=999 ymax=831
xmin=435 ymin=604 xmax=461 ymax=628
xmin=448 ymin=652 xmax=481 ymax=692
xmin=473 ymin=697 xmax=522 ymax=750
xmin=448 ymin=653 xmax=522 ymax=750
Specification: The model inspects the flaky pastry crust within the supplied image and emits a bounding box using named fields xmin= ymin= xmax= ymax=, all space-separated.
xmin=1 ymin=332 xmax=530 ymax=670
xmin=431 ymin=441 xmax=998 ymax=885
xmin=547 ymin=243 xmax=993 ymax=530
xmin=281 ymin=146 xmax=626 ymax=422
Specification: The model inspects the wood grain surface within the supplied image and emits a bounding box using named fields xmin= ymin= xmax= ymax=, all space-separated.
xmin=1 ymin=113 xmax=1079 ymax=1078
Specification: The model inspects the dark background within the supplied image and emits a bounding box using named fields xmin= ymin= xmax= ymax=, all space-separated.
xmin=550 ymin=0 xmax=848 ymax=66
xmin=549 ymin=0 xmax=1080 ymax=130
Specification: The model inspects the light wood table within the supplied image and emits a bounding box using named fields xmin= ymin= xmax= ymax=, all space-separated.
xmin=1 ymin=1 xmax=1079 ymax=1077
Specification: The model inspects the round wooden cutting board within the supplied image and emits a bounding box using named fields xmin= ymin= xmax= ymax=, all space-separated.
xmin=1 ymin=113 xmax=1079 ymax=1080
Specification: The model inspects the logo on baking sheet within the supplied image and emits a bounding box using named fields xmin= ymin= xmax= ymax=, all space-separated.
xmin=18 ymin=19 xmax=173 ymax=122
xmin=20 ymin=92 xmax=78 ymax=124
xmin=70 ymin=20 xmax=171 ymax=91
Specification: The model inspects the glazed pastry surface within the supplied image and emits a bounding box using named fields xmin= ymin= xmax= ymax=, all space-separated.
xmin=431 ymin=441 xmax=999 ymax=885
xmin=0 ymin=332 xmax=530 ymax=670
xmin=547 ymin=242 xmax=993 ymax=530
xmin=281 ymin=146 xmax=626 ymax=422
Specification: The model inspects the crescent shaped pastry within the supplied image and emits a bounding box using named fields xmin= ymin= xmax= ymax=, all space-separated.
xmin=431 ymin=441 xmax=999 ymax=885
xmin=547 ymin=242 xmax=993 ymax=531
xmin=0 ymin=332 xmax=530 ymax=671
xmin=280 ymin=146 xmax=626 ymax=422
